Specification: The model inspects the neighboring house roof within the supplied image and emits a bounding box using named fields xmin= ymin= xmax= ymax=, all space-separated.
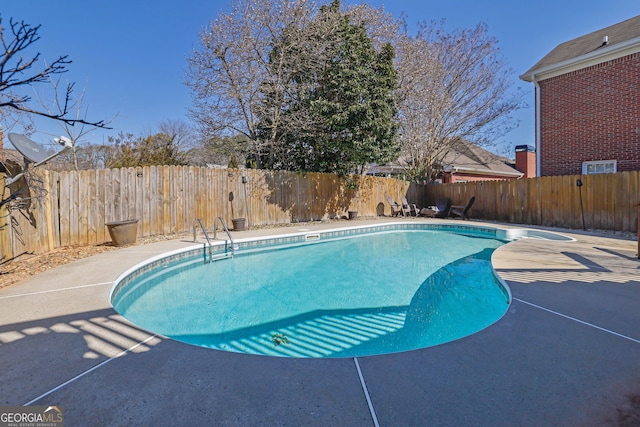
xmin=367 ymin=140 xmax=523 ymax=179
xmin=0 ymin=148 xmax=24 ymax=180
xmin=441 ymin=139 xmax=523 ymax=178
xmin=1 ymin=148 xmax=23 ymax=163
xmin=520 ymin=14 xmax=640 ymax=82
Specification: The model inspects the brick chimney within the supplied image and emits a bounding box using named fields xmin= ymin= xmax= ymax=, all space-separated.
xmin=515 ymin=145 xmax=536 ymax=178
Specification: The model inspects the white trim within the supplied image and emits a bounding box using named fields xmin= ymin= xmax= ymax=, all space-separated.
xmin=443 ymin=165 xmax=524 ymax=178
xmin=582 ymin=159 xmax=617 ymax=174
xmin=533 ymin=77 xmax=541 ymax=177
xmin=521 ymin=36 xmax=640 ymax=82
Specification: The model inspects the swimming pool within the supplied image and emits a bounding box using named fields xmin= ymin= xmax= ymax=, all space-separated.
xmin=111 ymin=223 xmax=527 ymax=358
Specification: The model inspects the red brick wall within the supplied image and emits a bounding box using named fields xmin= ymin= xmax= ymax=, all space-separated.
xmin=515 ymin=148 xmax=536 ymax=178
xmin=539 ymin=52 xmax=640 ymax=176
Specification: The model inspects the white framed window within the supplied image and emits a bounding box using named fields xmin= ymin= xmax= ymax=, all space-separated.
xmin=582 ymin=160 xmax=617 ymax=174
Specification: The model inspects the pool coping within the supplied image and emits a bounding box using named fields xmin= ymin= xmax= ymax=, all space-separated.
xmin=1 ymin=218 xmax=639 ymax=425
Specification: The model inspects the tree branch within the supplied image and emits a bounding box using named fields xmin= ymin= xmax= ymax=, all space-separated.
xmin=0 ymin=15 xmax=111 ymax=129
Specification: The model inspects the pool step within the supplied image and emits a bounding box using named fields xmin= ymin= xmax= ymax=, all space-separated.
xmin=209 ymin=252 xmax=233 ymax=263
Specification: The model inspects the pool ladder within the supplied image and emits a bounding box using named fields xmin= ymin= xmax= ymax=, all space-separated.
xmin=195 ymin=218 xmax=236 ymax=262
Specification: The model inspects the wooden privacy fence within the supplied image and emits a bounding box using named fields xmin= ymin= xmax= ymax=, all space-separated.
xmin=1 ymin=166 xmax=426 ymax=260
xmin=2 ymin=167 xmax=638 ymax=262
xmin=426 ymin=171 xmax=640 ymax=233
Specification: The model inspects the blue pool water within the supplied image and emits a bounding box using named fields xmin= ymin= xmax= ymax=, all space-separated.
xmin=112 ymin=228 xmax=510 ymax=358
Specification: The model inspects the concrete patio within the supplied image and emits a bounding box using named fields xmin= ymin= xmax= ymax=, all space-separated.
xmin=1 ymin=219 xmax=639 ymax=426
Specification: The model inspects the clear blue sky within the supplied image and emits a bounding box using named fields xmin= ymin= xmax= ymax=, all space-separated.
xmin=3 ymin=0 xmax=639 ymax=156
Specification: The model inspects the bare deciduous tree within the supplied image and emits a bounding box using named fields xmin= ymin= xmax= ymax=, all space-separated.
xmin=345 ymin=3 xmax=402 ymax=50
xmin=1 ymin=14 xmax=119 ymax=212
xmin=0 ymin=15 xmax=108 ymax=129
xmin=394 ymin=21 xmax=524 ymax=181
xmin=187 ymin=3 xmax=522 ymax=179
xmin=259 ymin=0 xmax=400 ymax=174
xmin=32 ymin=77 xmax=117 ymax=170
xmin=188 ymin=134 xmax=249 ymax=167
xmin=186 ymin=0 xmax=316 ymax=167
xmin=188 ymin=0 xmax=402 ymax=172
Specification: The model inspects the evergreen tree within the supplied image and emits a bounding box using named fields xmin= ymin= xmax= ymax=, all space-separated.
xmin=260 ymin=0 xmax=399 ymax=174
xmin=105 ymin=132 xmax=189 ymax=168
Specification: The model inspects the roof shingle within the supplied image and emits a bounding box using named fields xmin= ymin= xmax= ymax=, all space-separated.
xmin=521 ymin=14 xmax=640 ymax=80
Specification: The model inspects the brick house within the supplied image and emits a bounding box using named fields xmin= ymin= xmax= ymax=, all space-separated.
xmin=367 ymin=139 xmax=533 ymax=182
xmin=520 ymin=15 xmax=640 ymax=176
xmin=437 ymin=139 xmax=527 ymax=183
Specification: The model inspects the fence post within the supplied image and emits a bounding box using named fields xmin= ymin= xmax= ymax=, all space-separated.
xmin=634 ymin=201 xmax=640 ymax=259
xmin=0 ymin=173 xmax=12 ymax=262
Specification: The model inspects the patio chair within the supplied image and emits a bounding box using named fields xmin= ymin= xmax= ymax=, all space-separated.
xmin=420 ymin=197 xmax=451 ymax=218
xmin=401 ymin=197 xmax=419 ymax=216
xmin=385 ymin=196 xmax=403 ymax=217
xmin=450 ymin=196 xmax=475 ymax=220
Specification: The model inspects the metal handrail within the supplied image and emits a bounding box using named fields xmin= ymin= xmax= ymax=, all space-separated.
xmin=213 ymin=216 xmax=235 ymax=254
xmin=195 ymin=218 xmax=214 ymax=262
xmin=194 ymin=217 xmax=236 ymax=262
xmin=195 ymin=218 xmax=212 ymax=245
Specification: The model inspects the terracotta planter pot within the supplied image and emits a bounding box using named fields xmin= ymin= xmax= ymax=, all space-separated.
xmin=232 ymin=218 xmax=246 ymax=231
xmin=106 ymin=219 xmax=139 ymax=246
